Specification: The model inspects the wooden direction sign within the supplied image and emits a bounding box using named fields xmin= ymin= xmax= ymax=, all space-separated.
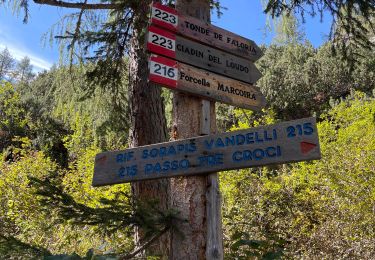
xmin=92 ymin=117 xmax=321 ymax=186
xmin=148 ymin=55 xmax=266 ymax=110
xmin=150 ymin=2 xmax=263 ymax=62
xmin=146 ymin=26 xmax=262 ymax=84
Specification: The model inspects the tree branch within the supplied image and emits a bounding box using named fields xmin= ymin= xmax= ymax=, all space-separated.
xmin=119 ymin=226 xmax=170 ymax=260
xmin=33 ymin=0 xmax=123 ymax=10
xmin=68 ymin=3 xmax=86 ymax=65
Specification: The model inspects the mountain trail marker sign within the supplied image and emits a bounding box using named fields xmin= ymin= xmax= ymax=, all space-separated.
xmin=148 ymin=54 xmax=266 ymax=110
xmin=93 ymin=3 xmax=321 ymax=188
xmin=147 ymin=25 xmax=262 ymax=84
xmin=150 ymin=2 xmax=263 ymax=61
xmin=93 ymin=117 xmax=321 ymax=186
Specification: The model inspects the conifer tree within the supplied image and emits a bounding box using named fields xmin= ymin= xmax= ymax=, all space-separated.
xmin=0 ymin=48 xmax=15 ymax=80
xmin=12 ymin=57 xmax=34 ymax=84
xmin=264 ymin=0 xmax=374 ymax=60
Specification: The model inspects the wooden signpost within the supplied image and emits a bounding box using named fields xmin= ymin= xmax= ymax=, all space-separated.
xmin=93 ymin=117 xmax=321 ymax=186
xmin=150 ymin=2 xmax=263 ymax=62
xmin=148 ymin=54 xmax=266 ymax=110
xmin=91 ymin=2 xmax=322 ymax=258
xmin=147 ymin=26 xmax=262 ymax=84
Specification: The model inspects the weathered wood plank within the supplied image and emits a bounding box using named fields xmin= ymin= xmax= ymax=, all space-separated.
xmin=147 ymin=26 xmax=262 ymax=84
xmin=92 ymin=117 xmax=321 ymax=186
xmin=148 ymin=55 xmax=266 ymax=111
xmin=201 ymin=99 xmax=211 ymax=135
xmin=150 ymin=2 xmax=262 ymax=62
xmin=206 ymin=172 xmax=223 ymax=259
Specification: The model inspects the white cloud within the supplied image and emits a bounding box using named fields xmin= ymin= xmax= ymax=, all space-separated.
xmin=0 ymin=43 xmax=53 ymax=72
xmin=0 ymin=11 xmax=56 ymax=73
xmin=0 ymin=25 xmax=53 ymax=71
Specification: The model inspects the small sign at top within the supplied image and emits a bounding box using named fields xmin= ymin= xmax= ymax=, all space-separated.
xmin=150 ymin=2 xmax=263 ymax=62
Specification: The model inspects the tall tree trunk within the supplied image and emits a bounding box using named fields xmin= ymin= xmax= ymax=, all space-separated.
xmin=169 ymin=1 xmax=222 ymax=259
xmin=128 ymin=0 xmax=169 ymax=257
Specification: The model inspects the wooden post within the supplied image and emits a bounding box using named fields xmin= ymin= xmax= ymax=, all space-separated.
xmin=171 ymin=0 xmax=223 ymax=259
xmin=203 ymin=99 xmax=224 ymax=260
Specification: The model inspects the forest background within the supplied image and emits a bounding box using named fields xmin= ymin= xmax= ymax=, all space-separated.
xmin=0 ymin=0 xmax=374 ymax=259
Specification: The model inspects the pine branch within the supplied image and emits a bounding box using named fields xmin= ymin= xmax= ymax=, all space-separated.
xmin=119 ymin=226 xmax=170 ymax=260
xmin=68 ymin=1 xmax=86 ymax=67
xmin=33 ymin=0 xmax=123 ymax=10
xmin=28 ymin=174 xmax=180 ymax=235
xmin=263 ymin=0 xmax=375 ymax=64
xmin=28 ymin=176 xmax=136 ymax=232
xmin=26 ymin=174 xmax=182 ymax=257
xmin=0 ymin=235 xmax=51 ymax=257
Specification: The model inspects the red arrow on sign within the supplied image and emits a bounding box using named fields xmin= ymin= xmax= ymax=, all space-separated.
xmin=300 ymin=142 xmax=317 ymax=154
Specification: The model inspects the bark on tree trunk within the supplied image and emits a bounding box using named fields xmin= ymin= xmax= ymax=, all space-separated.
xmin=170 ymin=1 xmax=223 ymax=259
xmin=128 ymin=0 xmax=170 ymax=257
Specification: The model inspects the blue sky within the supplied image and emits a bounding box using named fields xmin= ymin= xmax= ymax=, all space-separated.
xmin=0 ymin=3 xmax=65 ymax=71
xmin=0 ymin=0 xmax=332 ymax=72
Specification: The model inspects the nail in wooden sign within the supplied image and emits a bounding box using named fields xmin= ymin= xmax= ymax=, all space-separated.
xmin=150 ymin=2 xmax=263 ymax=62
xmin=148 ymin=55 xmax=266 ymax=111
xmin=92 ymin=117 xmax=321 ymax=186
xmin=147 ymin=26 xmax=262 ymax=84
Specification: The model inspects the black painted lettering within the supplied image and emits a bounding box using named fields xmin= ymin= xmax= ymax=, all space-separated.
xmin=217 ymin=83 xmax=257 ymax=100
xmin=214 ymin=32 xmax=223 ymax=40
xmin=185 ymin=21 xmax=210 ymax=35
xmin=181 ymin=72 xmax=210 ymax=88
